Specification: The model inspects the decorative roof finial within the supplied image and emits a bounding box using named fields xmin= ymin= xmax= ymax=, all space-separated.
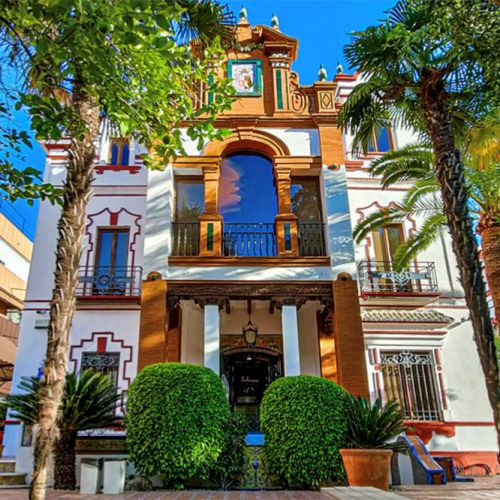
xmin=318 ymin=64 xmax=327 ymax=81
xmin=239 ymin=5 xmax=248 ymax=21
xmin=271 ymin=12 xmax=279 ymax=30
xmin=336 ymin=62 xmax=344 ymax=74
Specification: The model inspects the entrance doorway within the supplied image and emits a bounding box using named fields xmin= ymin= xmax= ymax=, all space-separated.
xmin=222 ymin=347 xmax=282 ymax=422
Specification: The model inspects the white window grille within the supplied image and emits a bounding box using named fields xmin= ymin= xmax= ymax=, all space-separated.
xmin=81 ymin=352 xmax=120 ymax=386
xmin=380 ymin=350 xmax=443 ymax=421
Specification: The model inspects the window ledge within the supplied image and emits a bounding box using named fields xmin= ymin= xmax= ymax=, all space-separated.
xmin=95 ymin=164 xmax=140 ymax=174
xmin=168 ymin=256 xmax=331 ymax=267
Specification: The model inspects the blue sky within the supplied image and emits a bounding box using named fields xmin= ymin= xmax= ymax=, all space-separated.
xmin=1 ymin=0 xmax=394 ymax=239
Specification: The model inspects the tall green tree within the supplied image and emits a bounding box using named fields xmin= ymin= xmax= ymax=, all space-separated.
xmin=338 ymin=0 xmax=500 ymax=443
xmin=2 ymin=370 xmax=121 ymax=490
xmin=0 ymin=2 xmax=235 ymax=498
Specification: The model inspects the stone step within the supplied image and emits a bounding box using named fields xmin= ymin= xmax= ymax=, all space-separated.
xmin=0 ymin=461 xmax=16 ymax=473
xmin=0 ymin=472 xmax=27 ymax=486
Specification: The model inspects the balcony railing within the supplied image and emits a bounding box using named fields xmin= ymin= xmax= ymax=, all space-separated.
xmin=298 ymin=223 xmax=326 ymax=257
xmin=358 ymin=260 xmax=438 ymax=294
xmin=171 ymin=222 xmax=200 ymax=256
xmin=223 ymin=222 xmax=277 ymax=257
xmin=76 ymin=266 xmax=142 ymax=298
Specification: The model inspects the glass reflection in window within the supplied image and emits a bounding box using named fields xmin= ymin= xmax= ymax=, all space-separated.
xmin=175 ymin=179 xmax=204 ymax=222
xmin=219 ymin=154 xmax=278 ymax=223
xmin=291 ymin=178 xmax=322 ymax=222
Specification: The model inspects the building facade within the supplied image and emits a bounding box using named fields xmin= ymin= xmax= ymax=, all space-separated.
xmin=3 ymin=15 xmax=497 ymax=478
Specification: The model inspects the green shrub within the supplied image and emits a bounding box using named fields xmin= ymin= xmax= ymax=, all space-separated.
xmin=126 ymin=363 xmax=230 ymax=488
xmin=260 ymin=375 xmax=348 ymax=488
xmin=209 ymin=412 xmax=248 ymax=489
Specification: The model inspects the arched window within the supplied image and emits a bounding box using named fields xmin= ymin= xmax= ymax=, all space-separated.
xmin=219 ymin=153 xmax=278 ymax=257
xmin=219 ymin=153 xmax=278 ymax=223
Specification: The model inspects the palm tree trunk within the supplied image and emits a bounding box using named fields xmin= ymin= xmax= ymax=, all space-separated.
xmin=480 ymin=223 xmax=500 ymax=327
xmin=53 ymin=432 xmax=77 ymax=490
xmin=420 ymin=68 xmax=500 ymax=446
xmin=29 ymin=85 xmax=99 ymax=500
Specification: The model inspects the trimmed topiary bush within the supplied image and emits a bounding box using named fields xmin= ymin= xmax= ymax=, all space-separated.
xmin=125 ymin=363 xmax=230 ymax=488
xmin=260 ymin=375 xmax=348 ymax=488
xmin=208 ymin=412 xmax=248 ymax=489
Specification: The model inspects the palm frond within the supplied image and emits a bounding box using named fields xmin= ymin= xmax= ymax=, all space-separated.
xmin=403 ymin=178 xmax=441 ymax=209
xmin=392 ymin=213 xmax=446 ymax=270
xmin=353 ymin=206 xmax=409 ymax=242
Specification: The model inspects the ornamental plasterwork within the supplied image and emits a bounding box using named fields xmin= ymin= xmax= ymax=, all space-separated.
xmin=380 ymin=350 xmax=434 ymax=367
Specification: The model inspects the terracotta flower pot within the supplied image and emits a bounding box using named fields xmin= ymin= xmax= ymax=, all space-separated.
xmin=340 ymin=448 xmax=393 ymax=491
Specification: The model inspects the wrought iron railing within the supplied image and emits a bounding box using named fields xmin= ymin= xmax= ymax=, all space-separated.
xmin=358 ymin=260 xmax=438 ymax=294
xmin=380 ymin=351 xmax=443 ymax=421
xmin=298 ymin=223 xmax=326 ymax=256
xmin=76 ymin=266 xmax=142 ymax=297
xmin=223 ymin=222 xmax=277 ymax=257
xmin=171 ymin=222 xmax=200 ymax=256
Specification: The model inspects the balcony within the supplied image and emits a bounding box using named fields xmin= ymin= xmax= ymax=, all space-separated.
xmin=76 ymin=266 xmax=142 ymax=300
xmin=171 ymin=221 xmax=328 ymax=263
xmin=358 ymin=260 xmax=439 ymax=305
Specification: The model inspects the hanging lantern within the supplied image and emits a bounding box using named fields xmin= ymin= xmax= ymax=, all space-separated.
xmin=242 ymin=316 xmax=258 ymax=347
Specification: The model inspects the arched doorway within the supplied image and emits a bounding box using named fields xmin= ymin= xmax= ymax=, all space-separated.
xmin=222 ymin=346 xmax=282 ymax=415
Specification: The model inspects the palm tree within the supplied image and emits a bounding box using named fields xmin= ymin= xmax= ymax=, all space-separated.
xmin=1 ymin=3 xmax=235 ymax=498
xmin=2 ymin=370 xmax=120 ymax=490
xmin=352 ymin=144 xmax=499 ymax=322
xmin=338 ymin=0 xmax=500 ymax=443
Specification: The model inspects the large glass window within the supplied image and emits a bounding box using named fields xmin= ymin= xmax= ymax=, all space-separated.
xmin=219 ymin=153 xmax=277 ymax=223
xmin=95 ymin=228 xmax=129 ymax=269
xmin=175 ymin=178 xmax=204 ymax=222
xmin=109 ymin=138 xmax=130 ymax=166
xmin=291 ymin=178 xmax=322 ymax=222
xmin=372 ymin=224 xmax=404 ymax=263
xmin=368 ymin=127 xmax=392 ymax=153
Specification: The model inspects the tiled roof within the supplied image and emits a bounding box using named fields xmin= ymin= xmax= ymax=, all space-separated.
xmin=361 ymin=309 xmax=453 ymax=324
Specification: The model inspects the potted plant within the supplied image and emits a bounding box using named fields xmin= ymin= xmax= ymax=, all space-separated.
xmin=340 ymin=395 xmax=407 ymax=491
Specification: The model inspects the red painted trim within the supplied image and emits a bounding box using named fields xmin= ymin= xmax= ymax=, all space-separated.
xmin=334 ymin=71 xmax=359 ymax=82
xmin=361 ymin=291 xmax=440 ymax=298
xmin=95 ymin=165 xmax=141 ymax=175
xmin=92 ymin=194 xmax=146 ymax=197
xmin=97 ymin=337 xmax=107 ymax=353
xmin=109 ymin=212 xmax=119 ymax=226
xmin=362 ymin=320 xmax=450 ymax=325
xmin=364 ymin=329 xmax=447 ymax=335
xmin=77 ymin=295 xmax=140 ymax=302
xmin=4 ymin=419 xmax=21 ymax=425
xmin=347 ymin=185 xmax=410 ymax=192
xmin=70 ymin=331 xmax=133 ymax=389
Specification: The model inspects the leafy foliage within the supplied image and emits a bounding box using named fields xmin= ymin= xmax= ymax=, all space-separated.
xmin=125 ymin=363 xmax=230 ymax=488
xmin=2 ymin=369 xmax=120 ymax=430
xmin=343 ymin=395 xmax=407 ymax=452
xmin=209 ymin=412 xmax=248 ymax=490
xmin=260 ymin=376 xmax=348 ymax=489
xmin=0 ymin=0 xmax=236 ymax=163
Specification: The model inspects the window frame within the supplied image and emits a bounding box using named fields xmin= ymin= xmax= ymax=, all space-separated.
xmin=290 ymin=176 xmax=324 ymax=223
xmin=174 ymin=176 xmax=205 ymax=223
xmin=372 ymin=223 xmax=405 ymax=263
xmin=367 ymin=127 xmax=394 ymax=153
xmin=227 ymin=59 xmax=263 ymax=97
xmin=108 ymin=138 xmax=130 ymax=166
xmin=94 ymin=227 xmax=130 ymax=271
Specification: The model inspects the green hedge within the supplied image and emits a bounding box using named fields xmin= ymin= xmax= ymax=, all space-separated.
xmin=125 ymin=363 xmax=230 ymax=488
xmin=260 ymin=375 xmax=348 ymax=488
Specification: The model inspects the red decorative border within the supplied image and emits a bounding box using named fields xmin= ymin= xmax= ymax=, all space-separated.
xmin=95 ymin=165 xmax=141 ymax=175
xmin=69 ymin=331 xmax=133 ymax=389
xmin=84 ymin=208 xmax=142 ymax=269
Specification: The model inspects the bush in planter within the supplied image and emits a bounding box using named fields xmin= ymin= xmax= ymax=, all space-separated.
xmin=260 ymin=375 xmax=348 ymax=488
xmin=126 ymin=363 xmax=230 ymax=488
xmin=208 ymin=412 xmax=248 ymax=489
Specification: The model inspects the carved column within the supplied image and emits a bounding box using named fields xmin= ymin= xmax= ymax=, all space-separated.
xmin=273 ymin=159 xmax=299 ymax=256
xmin=199 ymin=159 xmax=222 ymax=256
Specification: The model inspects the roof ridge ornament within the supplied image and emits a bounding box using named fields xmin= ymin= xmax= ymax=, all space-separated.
xmin=318 ymin=64 xmax=327 ymax=81
xmin=271 ymin=12 xmax=279 ymax=30
xmin=336 ymin=62 xmax=344 ymax=74
xmin=239 ymin=5 xmax=248 ymax=22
